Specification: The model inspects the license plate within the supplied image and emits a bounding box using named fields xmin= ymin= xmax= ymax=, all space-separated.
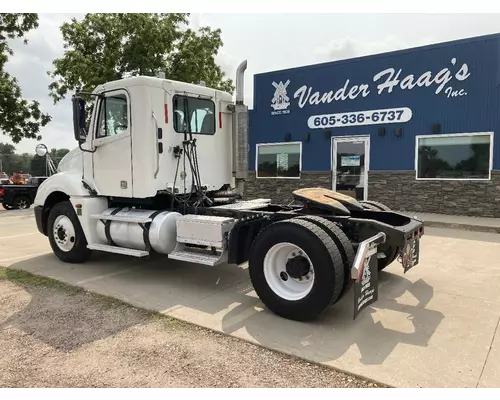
xmin=402 ymin=233 xmax=420 ymax=273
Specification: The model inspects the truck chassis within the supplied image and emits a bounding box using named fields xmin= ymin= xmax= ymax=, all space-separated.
xmin=35 ymin=186 xmax=423 ymax=322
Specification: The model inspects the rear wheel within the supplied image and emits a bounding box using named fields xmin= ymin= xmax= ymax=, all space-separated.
xmin=13 ymin=196 xmax=30 ymax=209
xmin=248 ymin=218 xmax=345 ymax=321
xmin=360 ymin=200 xmax=399 ymax=271
xmin=294 ymin=215 xmax=355 ymax=297
xmin=47 ymin=201 xmax=92 ymax=263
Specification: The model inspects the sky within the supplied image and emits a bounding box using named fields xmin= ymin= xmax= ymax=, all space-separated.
xmin=3 ymin=12 xmax=500 ymax=154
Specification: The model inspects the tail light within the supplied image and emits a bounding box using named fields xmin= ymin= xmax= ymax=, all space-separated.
xmin=0 ymin=188 xmax=4 ymax=197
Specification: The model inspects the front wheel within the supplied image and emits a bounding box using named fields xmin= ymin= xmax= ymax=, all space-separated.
xmin=47 ymin=201 xmax=92 ymax=263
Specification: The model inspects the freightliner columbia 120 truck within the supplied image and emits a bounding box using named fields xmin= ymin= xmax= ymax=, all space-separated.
xmin=33 ymin=60 xmax=423 ymax=321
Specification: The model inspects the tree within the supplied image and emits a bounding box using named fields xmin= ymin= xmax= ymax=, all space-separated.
xmin=0 ymin=14 xmax=51 ymax=143
xmin=0 ymin=142 xmax=32 ymax=174
xmin=48 ymin=13 xmax=235 ymax=111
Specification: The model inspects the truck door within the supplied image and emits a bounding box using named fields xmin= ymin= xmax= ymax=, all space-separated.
xmin=91 ymin=89 xmax=133 ymax=197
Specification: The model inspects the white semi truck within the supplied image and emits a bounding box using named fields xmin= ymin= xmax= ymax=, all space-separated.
xmin=33 ymin=61 xmax=423 ymax=321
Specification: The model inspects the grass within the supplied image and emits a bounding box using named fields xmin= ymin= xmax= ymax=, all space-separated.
xmin=0 ymin=265 xmax=389 ymax=388
xmin=0 ymin=266 xmax=186 ymax=327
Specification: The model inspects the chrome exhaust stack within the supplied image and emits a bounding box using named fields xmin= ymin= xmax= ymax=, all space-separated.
xmin=232 ymin=60 xmax=249 ymax=196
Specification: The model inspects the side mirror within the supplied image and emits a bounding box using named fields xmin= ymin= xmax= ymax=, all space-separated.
xmin=72 ymin=95 xmax=87 ymax=142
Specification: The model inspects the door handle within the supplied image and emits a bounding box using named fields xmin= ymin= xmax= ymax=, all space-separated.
xmin=152 ymin=111 xmax=159 ymax=178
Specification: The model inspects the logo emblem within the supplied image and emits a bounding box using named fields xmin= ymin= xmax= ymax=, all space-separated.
xmin=361 ymin=259 xmax=371 ymax=286
xmin=271 ymin=80 xmax=291 ymax=111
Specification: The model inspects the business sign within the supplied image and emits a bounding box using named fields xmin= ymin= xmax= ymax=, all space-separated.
xmin=341 ymin=155 xmax=361 ymax=166
xmin=308 ymin=107 xmax=412 ymax=129
xmin=270 ymin=58 xmax=471 ymax=121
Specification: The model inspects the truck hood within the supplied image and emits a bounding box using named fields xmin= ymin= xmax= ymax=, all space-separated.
xmin=58 ymin=147 xmax=83 ymax=174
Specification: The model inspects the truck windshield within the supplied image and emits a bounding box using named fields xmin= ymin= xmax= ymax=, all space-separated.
xmin=173 ymin=95 xmax=215 ymax=135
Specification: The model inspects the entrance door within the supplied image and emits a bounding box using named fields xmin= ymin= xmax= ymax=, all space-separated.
xmin=332 ymin=136 xmax=369 ymax=201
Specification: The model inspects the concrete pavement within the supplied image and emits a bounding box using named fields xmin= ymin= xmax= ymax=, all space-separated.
xmin=1 ymin=207 xmax=500 ymax=387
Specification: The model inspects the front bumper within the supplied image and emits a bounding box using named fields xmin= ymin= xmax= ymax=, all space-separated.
xmin=34 ymin=205 xmax=47 ymax=236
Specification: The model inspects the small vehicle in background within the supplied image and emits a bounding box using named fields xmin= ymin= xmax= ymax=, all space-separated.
xmin=1 ymin=176 xmax=47 ymax=210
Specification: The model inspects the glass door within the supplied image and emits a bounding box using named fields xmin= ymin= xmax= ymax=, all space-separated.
xmin=332 ymin=136 xmax=369 ymax=201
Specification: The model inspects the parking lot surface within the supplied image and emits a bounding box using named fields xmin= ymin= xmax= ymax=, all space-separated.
xmin=1 ymin=206 xmax=500 ymax=388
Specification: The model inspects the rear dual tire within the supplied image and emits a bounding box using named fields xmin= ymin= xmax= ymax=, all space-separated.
xmin=248 ymin=217 xmax=347 ymax=321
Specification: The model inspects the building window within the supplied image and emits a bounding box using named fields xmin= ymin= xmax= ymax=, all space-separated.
xmin=416 ymin=132 xmax=493 ymax=180
xmin=256 ymin=142 xmax=301 ymax=178
xmin=173 ymin=95 xmax=216 ymax=135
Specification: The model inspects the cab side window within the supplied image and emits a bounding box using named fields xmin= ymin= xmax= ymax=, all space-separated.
xmin=173 ymin=95 xmax=215 ymax=135
xmin=96 ymin=93 xmax=129 ymax=138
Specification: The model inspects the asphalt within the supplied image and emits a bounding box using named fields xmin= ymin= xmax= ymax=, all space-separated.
xmin=1 ymin=206 xmax=500 ymax=388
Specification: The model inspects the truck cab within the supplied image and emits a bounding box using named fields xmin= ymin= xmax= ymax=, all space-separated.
xmin=66 ymin=76 xmax=235 ymax=199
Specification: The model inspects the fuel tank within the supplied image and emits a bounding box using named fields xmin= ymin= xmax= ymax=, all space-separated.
xmin=96 ymin=208 xmax=181 ymax=255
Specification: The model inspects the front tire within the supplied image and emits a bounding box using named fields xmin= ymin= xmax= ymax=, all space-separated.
xmin=47 ymin=201 xmax=92 ymax=263
xmin=248 ymin=218 xmax=345 ymax=321
xmin=2 ymin=203 xmax=14 ymax=210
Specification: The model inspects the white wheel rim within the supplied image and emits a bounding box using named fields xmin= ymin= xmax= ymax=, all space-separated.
xmin=263 ymin=242 xmax=315 ymax=301
xmin=53 ymin=215 xmax=76 ymax=252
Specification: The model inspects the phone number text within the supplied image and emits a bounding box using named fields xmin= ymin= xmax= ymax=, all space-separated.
xmin=307 ymin=107 xmax=412 ymax=129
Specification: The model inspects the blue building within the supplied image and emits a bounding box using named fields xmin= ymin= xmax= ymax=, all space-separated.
xmin=245 ymin=33 xmax=500 ymax=217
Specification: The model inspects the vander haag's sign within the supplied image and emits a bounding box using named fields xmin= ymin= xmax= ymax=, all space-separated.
xmin=270 ymin=58 xmax=471 ymax=129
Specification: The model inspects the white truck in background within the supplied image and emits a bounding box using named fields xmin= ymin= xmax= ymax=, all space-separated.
xmin=33 ymin=60 xmax=423 ymax=321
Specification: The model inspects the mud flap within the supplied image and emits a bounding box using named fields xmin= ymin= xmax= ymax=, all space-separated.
xmin=351 ymin=232 xmax=386 ymax=320
xmin=402 ymin=232 xmax=420 ymax=273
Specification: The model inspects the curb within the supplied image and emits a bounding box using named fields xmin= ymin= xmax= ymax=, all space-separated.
xmin=421 ymin=220 xmax=500 ymax=234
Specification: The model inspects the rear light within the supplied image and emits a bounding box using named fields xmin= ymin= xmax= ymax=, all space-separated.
xmin=164 ymin=104 xmax=168 ymax=123
xmin=0 ymin=188 xmax=4 ymax=197
xmin=219 ymin=111 xmax=222 ymax=129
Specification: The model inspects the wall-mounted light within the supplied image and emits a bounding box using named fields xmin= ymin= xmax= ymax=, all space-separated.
xmin=395 ymin=128 xmax=403 ymax=137
xmin=324 ymin=130 xmax=331 ymax=140
xmin=432 ymin=123 xmax=441 ymax=134
xmin=304 ymin=133 xmax=311 ymax=142
xmin=285 ymin=133 xmax=291 ymax=141
xmin=378 ymin=127 xmax=386 ymax=137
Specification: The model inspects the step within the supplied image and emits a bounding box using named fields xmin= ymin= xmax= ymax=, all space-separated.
xmin=168 ymin=248 xmax=224 ymax=266
xmin=90 ymin=214 xmax=152 ymax=224
xmin=87 ymin=243 xmax=150 ymax=257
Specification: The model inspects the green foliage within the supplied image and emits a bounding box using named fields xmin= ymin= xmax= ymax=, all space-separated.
xmin=48 ymin=13 xmax=235 ymax=106
xmin=0 ymin=142 xmax=69 ymax=175
xmin=0 ymin=142 xmax=31 ymax=174
xmin=30 ymin=147 xmax=70 ymax=176
xmin=0 ymin=14 xmax=52 ymax=143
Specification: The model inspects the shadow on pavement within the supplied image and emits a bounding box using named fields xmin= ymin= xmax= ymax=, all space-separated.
xmin=7 ymin=252 xmax=444 ymax=366
xmin=219 ymin=270 xmax=444 ymax=366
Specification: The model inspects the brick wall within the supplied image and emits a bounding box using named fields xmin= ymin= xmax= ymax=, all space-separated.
xmin=243 ymin=171 xmax=332 ymax=205
xmin=368 ymin=170 xmax=500 ymax=218
xmin=243 ymin=170 xmax=500 ymax=217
